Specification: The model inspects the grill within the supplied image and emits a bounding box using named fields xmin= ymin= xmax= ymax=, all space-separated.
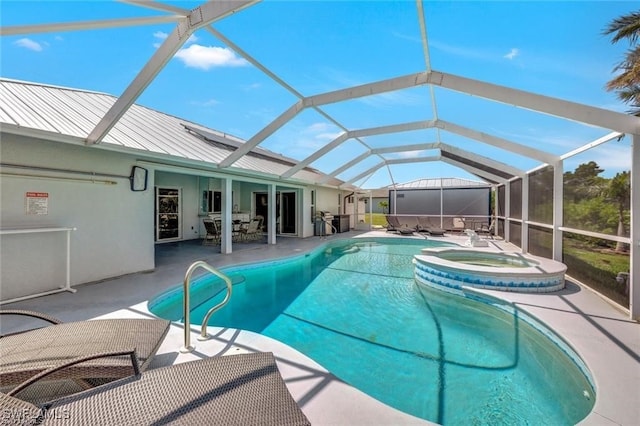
xmin=315 ymin=211 xmax=334 ymax=236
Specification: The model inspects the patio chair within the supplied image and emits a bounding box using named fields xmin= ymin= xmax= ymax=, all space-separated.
xmin=384 ymin=215 xmax=415 ymax=234
xmin=239 ymin=215 xmax=264 ymax=241
xmin=417 ymin=216 xmax=446 ymax=236
xmin=1 ymin=350 xmax=311 ymax=426
xmin=452 ymin=217 xmax=466 ymax=233
xmin=202 ymin=218 xmax=221 ymax=245
xmin=0 ymin=310 xmax=170 ymax=395
xmin=475 ymin=219 xmax=495 ymax=239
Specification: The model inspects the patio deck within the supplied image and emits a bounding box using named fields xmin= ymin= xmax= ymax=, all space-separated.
xmin=2 ymin=230 xmax=638 ymax=425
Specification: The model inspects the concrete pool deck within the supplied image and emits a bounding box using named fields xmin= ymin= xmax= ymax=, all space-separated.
xmin=2 ymin=231 xmax=638 ymax=425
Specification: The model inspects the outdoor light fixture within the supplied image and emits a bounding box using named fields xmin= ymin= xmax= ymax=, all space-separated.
xmin=130 ymin=166 xmax=148 ymax=191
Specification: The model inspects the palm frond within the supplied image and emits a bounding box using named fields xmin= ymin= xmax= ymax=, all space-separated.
xmin=603 ymin=11 xmax=640 ymax=43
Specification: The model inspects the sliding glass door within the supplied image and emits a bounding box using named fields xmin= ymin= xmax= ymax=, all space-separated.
xmin=156 ymin=187 xmax=181 ymax=241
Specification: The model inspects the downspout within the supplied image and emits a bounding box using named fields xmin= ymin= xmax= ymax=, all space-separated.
xmin=343 ymin=192 xmax=354 ymax=214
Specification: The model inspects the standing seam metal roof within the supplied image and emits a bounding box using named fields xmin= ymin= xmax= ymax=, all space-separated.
xmin=0 ymin=79 xmax=343 ymax=187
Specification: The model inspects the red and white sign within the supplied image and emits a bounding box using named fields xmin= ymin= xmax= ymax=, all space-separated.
xmin=25 ymin=192 xmax=49 ymax=215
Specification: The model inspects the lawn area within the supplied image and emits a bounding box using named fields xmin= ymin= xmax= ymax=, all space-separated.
xmin=362 ymin=213 xmax=388 ymax=227
xmin=563 ymin=239 xmax=629 ymax=308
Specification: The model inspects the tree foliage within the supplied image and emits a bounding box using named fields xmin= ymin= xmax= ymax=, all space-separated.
xmin=563 ymin=161 xmax=607 ymax=202
xmin=604 ymin=10 xmax=640 ymax=115
xmin=564 ymin=162 xmax=630 ymax=251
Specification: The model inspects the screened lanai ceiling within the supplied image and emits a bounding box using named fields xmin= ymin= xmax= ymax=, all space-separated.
xmin=1 ymin=0 xmax=638 ymax=189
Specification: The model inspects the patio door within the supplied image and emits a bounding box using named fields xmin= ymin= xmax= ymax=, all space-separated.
xmin=156 ymin=187 xmax=181 ymax=242
xmin=253 ymin=191 xmax=297 ymax=235
xmin=280 ymin=191 xmax=297 ymax=235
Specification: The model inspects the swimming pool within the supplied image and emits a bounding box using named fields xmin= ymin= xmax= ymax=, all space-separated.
xmin=149 ymin=238 xmax=594 ymax=425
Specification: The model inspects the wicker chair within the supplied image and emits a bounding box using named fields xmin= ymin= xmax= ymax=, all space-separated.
xmin=1 ymin=351 xmax=310 ymax=426
xmin=0 ymin=310 xmax=170 ymax=398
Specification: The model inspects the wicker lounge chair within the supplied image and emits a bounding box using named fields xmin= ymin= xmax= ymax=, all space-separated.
xmin=417 ymin=216 xmax=446 ymax=236
xmin=0 ymin=310 xmax=170 ymax=394
xmin=1 ymin=351 xmax=310 ymax=426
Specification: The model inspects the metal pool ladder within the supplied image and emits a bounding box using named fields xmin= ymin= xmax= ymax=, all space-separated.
xmin=180 ymin=260 xmax=233 ymax=353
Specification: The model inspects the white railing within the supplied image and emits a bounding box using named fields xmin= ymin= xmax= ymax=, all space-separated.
xmin=180 ymin=261 xmax=233 ymax=353
xmin=0 ymin=227 xmax=76 ymax=304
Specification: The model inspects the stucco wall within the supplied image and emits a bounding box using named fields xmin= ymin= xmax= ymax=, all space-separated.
xmin=1 ymin=134 xmax=155 ymax=300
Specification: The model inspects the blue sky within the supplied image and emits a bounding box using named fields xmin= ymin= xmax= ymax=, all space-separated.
xmin=1 ymin=1 xmax=635 ymax=188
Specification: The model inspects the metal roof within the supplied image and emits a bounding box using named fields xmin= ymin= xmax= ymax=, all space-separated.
xmin=389 ymin=178 xmax=491 ymax=189
xmin=0 ymin=78 xmax=344 ymax=188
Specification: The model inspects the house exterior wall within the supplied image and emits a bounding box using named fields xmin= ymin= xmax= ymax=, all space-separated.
xmin=1 ymin=133 xmax=346 ymax=302
xmin=0 ymin=134 xmax=155 ymax=300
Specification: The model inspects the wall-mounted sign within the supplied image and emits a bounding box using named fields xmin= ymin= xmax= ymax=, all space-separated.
xmin=25 ymin=192 xmax=49 ymax=215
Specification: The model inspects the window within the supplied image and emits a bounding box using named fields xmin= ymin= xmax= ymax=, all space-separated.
xmin=202 ymin=190 xmax=221 ymax=213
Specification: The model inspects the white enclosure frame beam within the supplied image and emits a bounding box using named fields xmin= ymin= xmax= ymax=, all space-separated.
xmin=220 ymin=100 xmax=305 ymax=167
xmin=86 ymin=1 xmax=257 ymax=145
xmin=0 ymin=15 xmax=183 ymax=36
xmin=281 ymin=133 xmax=350 ymax=178
xmin=282 ymin=120 xmax=436 ymax=178
xmin=440 ymin=157 xmax=508 ymax=184
xmin=439 ymin=143 xmax=525 ymax=177
xmin=437 ymin=120 xmax=558 ymax=164
xmin=120 ymin=0 xmax=190 ymax=15
xmin=373 ymin=142 xmax=439 ymax=154
xmin=343 ymin=155 xmax=440 ymax=186
xmin=561 ymin=131 xmax=625 ymax=160
xmin=304 ymin=72 xmax=428 ymax=107
xmin=344 ymin=161 xmax=386 ymax=186
xmin=319 ymin=142 xmax=439 ymax=184
xmin=321 ymin=152 xmax=371 ymax=184
xmin=429 ymin=70 xmax=640 ymax=134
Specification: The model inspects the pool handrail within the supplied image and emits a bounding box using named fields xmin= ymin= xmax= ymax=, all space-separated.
xmin=180 ymin=261 xmax=233 ymax=353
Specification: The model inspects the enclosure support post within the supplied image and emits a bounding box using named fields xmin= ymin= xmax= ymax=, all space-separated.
xmin=552 ymin=160 xmax=564 ymax=262
xmin=505 ymin=181 xmax=511 ymax=243
xmin=220 ymin=177 xmax=232 ymax=254
xmin=268 ymin=184 xmax=277 ymax=245
xmin=630 ymin=134 xmax=639 ymax=320
xmin=521 ymin=174 xmax=529 ymax=254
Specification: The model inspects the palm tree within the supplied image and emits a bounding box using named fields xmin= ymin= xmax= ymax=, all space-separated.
xmin=606 ymin=171 xmax=631 ymax=253
xmin=604 ymin=11 xmax=640 ymax=115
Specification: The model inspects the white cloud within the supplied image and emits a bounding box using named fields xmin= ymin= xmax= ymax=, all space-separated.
xmin=242 ymin=82 xmax=261 ymax=91
xmin=429 ymin=39 xmax=493 ymax=61
xmin=174 ymin=44 xmax=248 ymax=70
xmin=14 ymin=38 xmax=43 ymax=52
xmin=153 ymin=31 xmax=168 ymax=40
xmin=153 ymin=31 xmax=197 ymax=48
xmin=191 ymin=99 xmax=220 ymax=107
xmin=504 ymin=48 xmax=519 ymax=60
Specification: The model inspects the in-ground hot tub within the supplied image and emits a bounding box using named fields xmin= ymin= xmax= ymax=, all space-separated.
xmin=414 ymin=247 xmax=567 ymax=293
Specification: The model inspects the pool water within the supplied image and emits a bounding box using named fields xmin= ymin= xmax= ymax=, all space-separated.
xmin=149 ymin=238 xmax=594 ymax=425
